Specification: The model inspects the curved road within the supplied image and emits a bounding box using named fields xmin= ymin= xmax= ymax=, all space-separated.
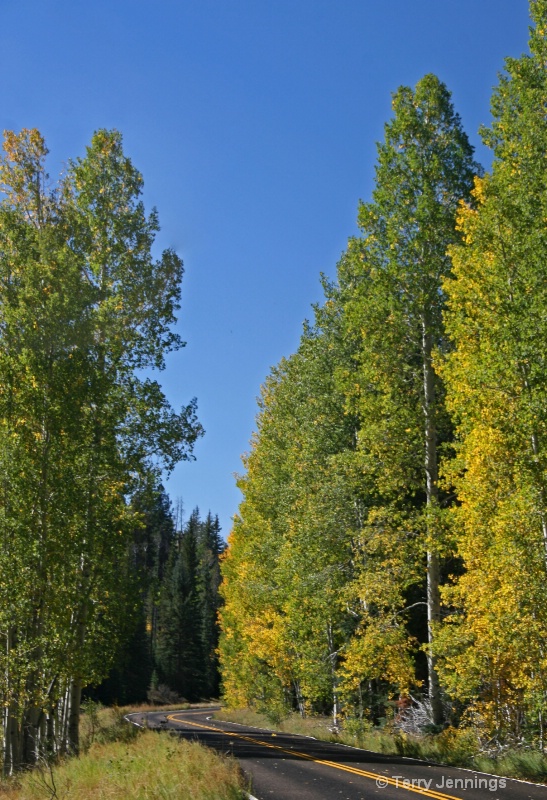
xmin=127 ymin=706 xmax=547 ymax=800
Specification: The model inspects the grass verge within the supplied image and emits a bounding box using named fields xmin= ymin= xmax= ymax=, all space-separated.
xmin=1 ymin=705 xmax=246 ymax=799
xmin=214 ymin=707 xmax=547 ymax=784
xmin=214 ymin=707 xmax=397 ymax=753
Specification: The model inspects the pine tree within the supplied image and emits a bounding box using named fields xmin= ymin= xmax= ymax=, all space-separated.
xmin=90 ymin=480 xmax=175 ymax=705
xmin=196 ymin=512 xmax=224 ymax=697
xmin=131 ymin=480 xmax=176 ymax=662
xmin=155 ymin=509 xmax=204 ymax=700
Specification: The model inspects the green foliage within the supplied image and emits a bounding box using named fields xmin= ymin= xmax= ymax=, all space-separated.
xmin=219 ymin=313 xmax=358 ymax=720
xmin=152 ymin=506 xmax=224 ymax=701
xmin=0 ymin=128 xmax=202 ymax=770
xmin=341 ymin=73 xmax=479 ymax=719
xmin=80 ymin=702 xmax=139 ymax=751
xmin=155 ymin=513 xmax=203 ymax=700
xmin=90 ymin=492 xmax=225 ymax=706
xmin=196 ymin=512 xmax=225 ymax=697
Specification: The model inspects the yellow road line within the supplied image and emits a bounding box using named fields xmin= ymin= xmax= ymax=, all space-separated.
xmin=165 ymin=714 xmax=462 ymax=800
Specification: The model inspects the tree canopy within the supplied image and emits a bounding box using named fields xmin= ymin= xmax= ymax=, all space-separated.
xmin=0 ymin=129 xmax=202 ymax=772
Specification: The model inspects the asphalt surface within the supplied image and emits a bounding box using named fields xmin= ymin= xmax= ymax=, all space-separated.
xmin=127 ymin=706 xmax=547 ymax=800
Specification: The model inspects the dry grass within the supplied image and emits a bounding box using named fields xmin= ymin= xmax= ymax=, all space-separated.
xmin=215 ymin=707 xmax=336 ymax=737
xmin=0 ymin=703 xmax=245 ymax=799
xmin=214 ymin=707 xmax=397 ymax=754
xmin=0 ymin=780 xmax=19 ymax=797
xmin=11 ymin=732 xmax=245 ymax=799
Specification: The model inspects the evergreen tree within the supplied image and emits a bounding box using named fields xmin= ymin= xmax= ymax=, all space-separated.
xmin=92 ymin=493 xmax=225 ymax=705
xmin=155 ymin=509 xmax=203 ymax=700
xmin=131 ymin=480 xmax=176 ymax=660
xmin=197 ymin=512 xmax=224 ymax=697
xmin=89 ymin=480 xmax=175 ymax=705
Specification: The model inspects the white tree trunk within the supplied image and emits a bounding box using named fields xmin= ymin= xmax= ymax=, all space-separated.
xmin=422 ymin=319 xmax=443 ymax=727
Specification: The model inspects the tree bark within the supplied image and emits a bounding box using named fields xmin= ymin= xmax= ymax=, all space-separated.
xmin=422 ymin=319 xmax=443 ymax=727
xmin=326 ymin=623 xmax=340 ymax=729
xmin=68 ymin=678 xmax=82 ymax=755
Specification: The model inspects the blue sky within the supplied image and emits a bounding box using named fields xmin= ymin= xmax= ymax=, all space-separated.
xmin=0 ymin=0 xmax=531 ymax=536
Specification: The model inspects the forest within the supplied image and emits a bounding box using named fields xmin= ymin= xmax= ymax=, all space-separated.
xmin=219 ymin=0 xmax=547 ymax=753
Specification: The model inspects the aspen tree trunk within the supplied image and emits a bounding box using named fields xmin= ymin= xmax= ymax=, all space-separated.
xmin=22 ymin=436 xmax=50 ymax=768
xmin=422 ymin=319 xmax=443 ymax=727
xmin=2 ymin=630 xmax=8 ymax=775
xmin=67 ymin=598 xmax=89 ymax=756
xmin=1 ymin=708 xmax=6 ymax=775
xmin=5 ymin=709 xmax=21 ymax=776
xmin=326 ymin=623 xmax=340 ymax=728
xmin=2 ymin=629 xmax=23 ymax=775
xmin=68 ymin=678 xmax=82 ymax=755
xmin=46 ymin=708 xmax=55 ymax=757
xmin=2 ymin=706 xmax=11 ymax=776
xmin=22 ymin=706 xmax=41 ymax=766
xmin=293 ymin=681 xmax=305 ymax=717
xmin=58 ymin=684 xmax=69 ymax=756
xmin=529 ymin=430 xmax=547 ymax=568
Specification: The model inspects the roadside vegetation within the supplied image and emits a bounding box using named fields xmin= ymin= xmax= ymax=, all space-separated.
xmin=216 ymin=707 xmax=547 ymax=784
xmin=0 ymin=704 xmax=245 ymax=800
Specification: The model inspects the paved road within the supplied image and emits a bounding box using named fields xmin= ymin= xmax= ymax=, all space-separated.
xmin=127 ymin=706 xmax=547 ymax=800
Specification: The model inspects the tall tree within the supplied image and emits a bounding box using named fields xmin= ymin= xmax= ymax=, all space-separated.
xmin=155 ymin=517 xmax=202 ymax=700
xmin=0 ymin=129 xmax=202 ymax=771
xmin=438 ymin=0 xmax=547 ymax=745
xmin=90 ymin=480 xmax=175 ymax=706
xmin=336 ymin=74 xmax=480 ymax=724
xmin=196 ymin=512 xmax=224 ymax=697
xmin=131 ymin=480 xmax=176 ymax=657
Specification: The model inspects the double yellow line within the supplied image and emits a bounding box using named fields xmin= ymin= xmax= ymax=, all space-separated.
xmin=165 ymin=714 xmax=462 ymax=800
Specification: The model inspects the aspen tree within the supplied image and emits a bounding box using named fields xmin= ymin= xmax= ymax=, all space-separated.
xmin=439 ymin=0 xmax=547 ymax=744
xmin=340 ymin=75 xmax=479 ymax=724
xmin=0 ymin=130 xmax=201 ymax=770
